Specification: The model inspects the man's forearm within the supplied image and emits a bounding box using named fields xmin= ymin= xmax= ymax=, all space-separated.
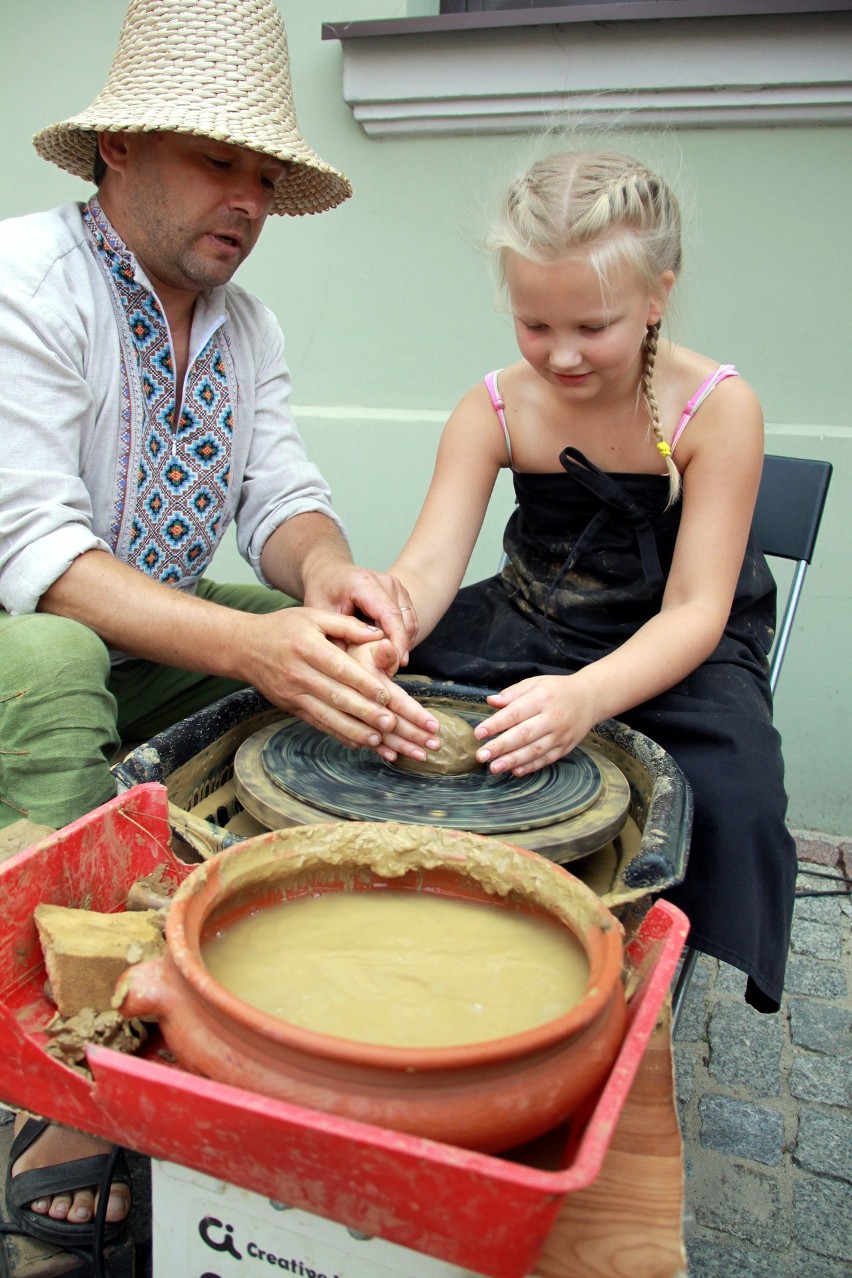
xmin=38 ymin=545 xmax=441 ymax=765
xmin=259 ymin=511 xmax=353 ymax=601
xmin=38 ymin=549 xmax=251 ymax=678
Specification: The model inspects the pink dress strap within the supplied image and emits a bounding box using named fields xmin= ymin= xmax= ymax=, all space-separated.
xmin=670 ymin=364 xmax=739 ymax=454
xmin=484 ymin=369 xmax=514 ymax=467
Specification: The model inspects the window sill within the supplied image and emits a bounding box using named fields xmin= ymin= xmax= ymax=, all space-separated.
xmin=322 ymin=7 xmax=852 ymax=136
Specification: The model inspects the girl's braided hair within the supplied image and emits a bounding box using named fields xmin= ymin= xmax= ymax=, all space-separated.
xmin=489 ymin=152 xmax=683 ymax=505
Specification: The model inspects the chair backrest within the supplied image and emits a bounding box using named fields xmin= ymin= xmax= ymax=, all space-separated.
xmin=752 ymin=454 xmax=832 ymax=693
xmin=752 ymin=454 xmax=832 ymax=566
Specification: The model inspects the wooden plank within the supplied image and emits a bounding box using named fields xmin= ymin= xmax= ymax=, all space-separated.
xmin=534 ymin=1003 xmax=686 ymax=1278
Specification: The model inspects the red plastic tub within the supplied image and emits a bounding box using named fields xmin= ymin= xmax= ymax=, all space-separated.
xmin=0 ymin=784 xmax=688 ymax=1278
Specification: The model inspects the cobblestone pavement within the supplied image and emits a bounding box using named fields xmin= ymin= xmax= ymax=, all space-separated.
xmin=674 ymin=832 xmax=851 ymax=1278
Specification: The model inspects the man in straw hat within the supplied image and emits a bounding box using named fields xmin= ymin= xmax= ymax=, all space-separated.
xmin=0 ymin=0 xmax=440 ymax=1248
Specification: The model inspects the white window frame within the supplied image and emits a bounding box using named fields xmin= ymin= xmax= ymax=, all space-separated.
xmin=322 ymin=4 xmax=852 ymax=136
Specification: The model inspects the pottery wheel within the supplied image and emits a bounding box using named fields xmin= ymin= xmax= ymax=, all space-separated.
xmin=256 ymin=720 xmax=601 ymax=835
xmin=233 ymin=692 xmax=632 ymax=859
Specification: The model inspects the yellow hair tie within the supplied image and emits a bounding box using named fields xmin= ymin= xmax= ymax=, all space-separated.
xmin=657 ymin=441 xmax=672 ymax=458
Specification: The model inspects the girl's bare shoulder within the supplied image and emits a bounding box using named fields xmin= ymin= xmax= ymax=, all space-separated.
xmin=451 ymin=361 xmax=539 ymax=423
xmin=660 ymin=342 xmax=762 ymax=421
xmin=443 ymin=366 xmax=526 ymax=462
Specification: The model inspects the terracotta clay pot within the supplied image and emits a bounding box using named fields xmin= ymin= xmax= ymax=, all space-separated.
xmin=118 ymin=821 xmax=627 ymax=1154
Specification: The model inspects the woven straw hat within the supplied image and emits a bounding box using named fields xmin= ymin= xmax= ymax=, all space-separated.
xmin=32 ymin=0 xmax=351 ymax=217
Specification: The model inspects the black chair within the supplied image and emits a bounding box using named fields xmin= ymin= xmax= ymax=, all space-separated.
xmin=671 ymin=453 xmax=833 ymax=1029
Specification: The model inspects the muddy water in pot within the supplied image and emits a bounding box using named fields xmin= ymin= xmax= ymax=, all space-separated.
xmin=201 ymin=889 xmax=590 ymax=1048
xmin=118 ymin=822 xmax=628 ymax=1152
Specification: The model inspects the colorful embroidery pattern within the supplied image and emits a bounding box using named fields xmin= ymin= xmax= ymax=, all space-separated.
xmin=82 ymin=198 xmax=231 ymax=586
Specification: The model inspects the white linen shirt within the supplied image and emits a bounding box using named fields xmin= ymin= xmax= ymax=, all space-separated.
xmin=0 ymin=202 xmax=343 ymax=625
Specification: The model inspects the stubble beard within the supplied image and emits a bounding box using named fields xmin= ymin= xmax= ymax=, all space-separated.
xmin=131 ymin=196 xmax=248 ymax=296
xmin=172 ymin=239 xmax=244 ymax=291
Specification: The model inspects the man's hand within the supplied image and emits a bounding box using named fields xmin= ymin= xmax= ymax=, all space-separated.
xmin=347 ymin=635 xmax=440 ymax=764
xmin=237 ymin=606 xmax=437 ymax=754
xmin=260 ymin=515 xmax=419 ymax=667
xmin=304 ymin=564 xmax=418 ymax=667
xmin=39 ymin=548 xmax=436 ymax=760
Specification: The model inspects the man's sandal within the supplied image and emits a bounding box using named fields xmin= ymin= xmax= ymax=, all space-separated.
xmin=3 ymin=1117 xmax=131 ymax=1249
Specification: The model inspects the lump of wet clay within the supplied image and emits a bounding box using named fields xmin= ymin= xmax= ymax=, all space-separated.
xmin=394 ymin=708 xmax=483 ymax=777
xmin=125 ymin=864 xmax=180 ymax=913
xmin=34 ymin=904 xmax=166 ymax=1018
xmin=0 ymin=819 xmax=56 ymax=864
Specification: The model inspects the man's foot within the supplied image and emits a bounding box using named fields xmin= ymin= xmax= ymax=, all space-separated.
xmin=10 ymin=1115 xmax=131 ymax=1228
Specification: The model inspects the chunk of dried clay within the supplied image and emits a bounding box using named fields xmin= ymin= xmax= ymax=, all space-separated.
xmin=34 ymin=903 xmax=166 ymax=1018
xmin=44 ymin=1008 xmax=149 ymax=1076
xmin=0 ymin=819 xmax=56 ymax=863
xmin=394 ymin=708 xmax=483 ymax=776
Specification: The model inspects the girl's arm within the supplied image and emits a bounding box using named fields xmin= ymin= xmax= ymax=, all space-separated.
xmin=476 ymin=375 xmax=765 ymax=775
xmin=347 ymin=381 xmax=507 ymax=760
xmin=390 ymin=381 xmax=508 ymax=638
xmin=352 ymin=380 xmax=507 ymax=663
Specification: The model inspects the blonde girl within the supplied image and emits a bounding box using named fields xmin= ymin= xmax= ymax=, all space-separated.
xmin=364 ymin=152 xmax=795 ymax=1012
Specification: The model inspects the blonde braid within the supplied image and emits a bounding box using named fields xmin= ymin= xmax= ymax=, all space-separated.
xmin=642 ymin=321 xmax=680 ymax=507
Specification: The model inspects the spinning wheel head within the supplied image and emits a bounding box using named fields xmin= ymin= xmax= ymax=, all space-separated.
xmin=257 ymin=714 xmax=602 ymax=834
xmin=232 ymin=690 xmax=631 ymax=859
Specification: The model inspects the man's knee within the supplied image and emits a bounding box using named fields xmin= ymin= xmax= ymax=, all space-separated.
xmin=1 ymin=612 xmax=112 ymax=692
xmin=0 ymin=611 xmax=117 ymax=748
xmin=1 ymin=614 xmax=119 ymax=830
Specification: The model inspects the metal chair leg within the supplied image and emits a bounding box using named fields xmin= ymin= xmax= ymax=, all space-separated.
xmin=671 ymin=946 xmax=699 ymax=1034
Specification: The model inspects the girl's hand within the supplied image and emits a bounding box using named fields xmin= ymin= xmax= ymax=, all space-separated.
xmin=347 ymin=635 xmax=401 ymax=680
xmin=473 ymin=675 xmax=596 ymax=776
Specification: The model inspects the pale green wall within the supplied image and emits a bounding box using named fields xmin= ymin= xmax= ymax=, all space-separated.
xmin=3 ymin=1 xmax=850 ymax=833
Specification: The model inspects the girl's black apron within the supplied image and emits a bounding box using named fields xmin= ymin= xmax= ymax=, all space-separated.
xmin=412 ymin=448 xmax=796 ymax=1011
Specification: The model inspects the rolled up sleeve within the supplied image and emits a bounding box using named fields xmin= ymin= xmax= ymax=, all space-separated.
xmin=0 ymin=276 xmax=111 ymax=615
